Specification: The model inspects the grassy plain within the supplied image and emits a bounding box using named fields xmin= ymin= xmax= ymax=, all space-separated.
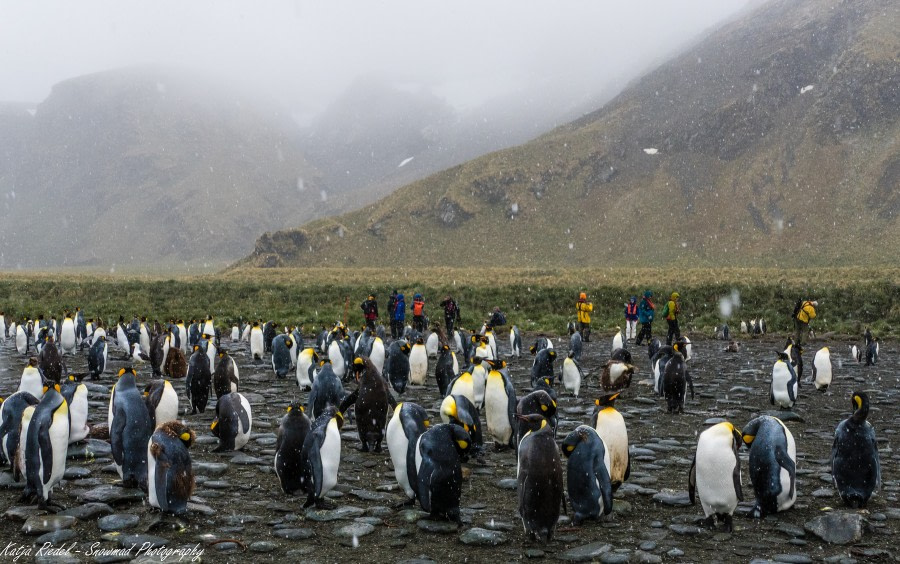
xmin=0 ymin=267 xmax=897 ymax=337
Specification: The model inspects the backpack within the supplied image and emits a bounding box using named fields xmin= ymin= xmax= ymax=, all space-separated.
xmin=661 ymin=302 xmax=670 ymax=319
xmin=445 ymin=300 xmax=457 ymax=317
xmin=792 ymin=299 xmax=803 ymax=319
xmin=413 ymin=300 xmax=424 ymax=316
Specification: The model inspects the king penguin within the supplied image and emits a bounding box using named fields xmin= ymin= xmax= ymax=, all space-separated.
xmin=510 ymin=325 xmax=522 ymax=358
xmin=484 ymin=364 xmax=517 ymax=450
xmin=275 ymin=400 xmax=311 ymax=495
xmin=562 ymin=350 xmax=583 ymax=397
xmin=59 ymin=312 xmax=76 ymax=354
xmin=109 ymin=367 xmax=153 ymax=490
xmin=18 ymin=358 xmax=45 ymax=400
xmin=211 ymin=392 xmax=253 ymax=452
xmin=296 ymin=348 xmax=318 ymax=390
xmin=517 ymin=413 xmax=564 ymax=542
xmin=186 ymin=345 xmax=212 ymax=414
xmin=591 ymin=392 xmax=630 ymax=491
xmin=143 ymin=379 xmax=179 ymax=429
xmin=249 ymin=321 xmax=264 ymax=361
xmin=300 ymin=407 xmax=344 ymax=508
xmin=272 ymin=334 xmax=294 ymax=379
xmin=0 ymin=391 xmax=39 ymax=471
xmin=741 ymin=415 xmax=797 ymax=518
xmin=770 ymin=351 xmax=798 ymax=409
xmin=414 ymin=423 xmax=471 ymax=522
xmin=60 ymin=375 xmax=90 ymax=443
xmin=148 ymin=421 xmax=195 ymax=515
xmin=22 ymin=387 xmax=69 ymax=509
xmin=689 ymin=421 xmax=743 ymax=531
xmin=562 ymin=425 xmax=613 ymax=525
xmin=306 ymin=358 xmax=345 ymax=419
xmin=832 ymin=391 xmax=880 ymax=508
xmin=88 ymin=336 xmax=108 ymax=380
xmin=812 ymin=347 xmax=833 ymax=391
xmin=386 ymin=402 xmax=430 ymax=503
xmin=213 ymin=349 xmax=240 ymax=399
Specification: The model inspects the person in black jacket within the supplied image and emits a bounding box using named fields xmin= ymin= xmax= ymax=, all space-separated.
xmin=386 ymin=290 xmax=399 ymax=338
xmin=440 ymin=295 xmax=461 ymax=336
xmin=488 ymin=306 xmax=507 ymax=328
xmin=360 ymin=295 xmax=379 ymax=331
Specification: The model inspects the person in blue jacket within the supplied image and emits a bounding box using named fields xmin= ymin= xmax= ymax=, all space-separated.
xmin=634 ymin=290 xmax=655 ymax=346
xmin=392 ymin=293 xmax=406 ymax=340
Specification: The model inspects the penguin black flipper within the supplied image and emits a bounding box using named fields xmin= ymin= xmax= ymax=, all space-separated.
xmin=731 ymin=431 xmax=744 ymax=502
xmin=596 ymin=453 xmax=614 ymax=515
xmin=688 ymin=454 xmax=697 ymax=505
xmin=154 ymin=456 xmax=171 ymax=513
xmin=774 ymin=445 xmax=796 ymax=499
xmin=624 ymin=450 xmax=631 ymax=482
xmin=786 ymin=364 xmax=797 ymax=403
xmin=308 ymin=435 xmax=325 ymax=499
xmin=686 ymin=370 xmax=695 ymax=400
xmin=38 ymin=416 xmax=55 ymax=484
xmin=417 ymin=459 xmax=433 ymax=513
xmin=405 ymin=444 xmax=419 ymax=501
xmin=338 ymin=390 xmax=358 ymax=415
xmin=110 ymin=408 xmax=126 ymax=466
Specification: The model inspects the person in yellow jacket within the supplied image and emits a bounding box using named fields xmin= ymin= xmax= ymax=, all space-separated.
xmin=793 ymin=299 xmax=818 ymax=345
xmin=576 ymin=292 xmax=593 ymax=342
xmin=664 ymin=292 xmax=681 ymax=345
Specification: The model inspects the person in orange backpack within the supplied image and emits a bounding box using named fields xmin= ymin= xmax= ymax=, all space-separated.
xmin=411 ymin=293 xmax=426 ymax=332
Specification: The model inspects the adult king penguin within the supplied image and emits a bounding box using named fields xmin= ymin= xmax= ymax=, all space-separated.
xmin=832 ymin=391 xmax=880 ymax=508
xmin=300 ymin=407 xmax=344 ymax=508
xmin=275 ymin=401 xmax=311 ymax=495
xmin=689 ymin=421 xmax=743 ymax=531
xmin=60 ymin=375 xmax=90 ymax=443
xmin=148 ymin=421 xmax=195 ymax=515
xmin=413 ymin=423 xmax=470 ymax=522
xmin=741 ymin=415 xmax=797 ymax=518
xmin=271 ymin=334 xmax=294 ymax=379
xmin=386 ymin=402 xmax=430 ymax=504
xmin=592 ymin=392 xmax=630 ymax=491
xmin=517 ymin=413 xmax=564 ymax=542
xmin=771 ymin=351 xmax=798 ymax=409
xmin=296 ymin=347 xmax=319 ymax=390
xmin=22 ymin=386 xmax=69 ymax=509
xmin=213 ymin=349 xmax=240 ymax=399
xmin=109 ymin=367 xmax=153 ymax=490
xmin=143 ymin=379 xmax=179 ymax=429
xmin=484 ymin=363 xmax=517 ymax=451
xmin=0 ymin=391 xmax=39 ymax=471
xmin=562 ymin=425 xmax=613 ymax=526
xmin=211 ymin=392 xmax=253 ymax=452
xmin=812 ymin=347 xmax=833 ymax=391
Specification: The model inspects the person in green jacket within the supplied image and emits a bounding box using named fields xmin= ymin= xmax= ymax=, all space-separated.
xmin=664 ymin=292 xmax=681 ymax=345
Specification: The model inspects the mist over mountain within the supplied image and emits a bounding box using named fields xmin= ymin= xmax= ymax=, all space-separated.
xmin=241 ymin=0 xmax=900 ymax=269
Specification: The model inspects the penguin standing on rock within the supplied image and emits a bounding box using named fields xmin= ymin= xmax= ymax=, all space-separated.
xmin=832 ymin=391 xmax=880 ymax=508
xmin=109 ymin=368 xmax=153 ymax=490
xmin=148 ymin=421 xmax=195 ymax=515
xmin=562 ymin=425 xmax=613 ymax=526
xmin=339 ymin=357 xmax=394 ymax=453
xmin=386 ymin=402 xmax=430 ymax=504
xmin=413 ymin=423 xmax=471 ymax=522
xmin=22 ymin=387 xmax=69 ymax=509
xmin=300 ymin=407 xmax=344 ymax=508
xmin=516 ymin=413 xmax=564 ymax=542
xmin=275 ymin=401 xmax=311 ymax=495
xmin=592 ymin=392 xmax=630 ymax=491
xmin=662 ymin=350 xmax=693 ymax=414
xmin=689 ymin=421 xmax=743 ymax=531
xmin=0 ymin=391 xmax=39 ymax=470
xmin=211 ymin=392 xmax=252 ymax=452
xmin=741 ymin=415 xmax=796 ymax=518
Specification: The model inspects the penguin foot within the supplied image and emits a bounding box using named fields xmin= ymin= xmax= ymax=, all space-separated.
xmin=314 ymin=498 xmax=336 ymax=509
xmin=39 ymin=499 xmax=66 ymax=513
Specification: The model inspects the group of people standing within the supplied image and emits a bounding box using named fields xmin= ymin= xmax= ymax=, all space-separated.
xmin=364 ymin=292 xmax=465 ymax=339
xmin=576 ymin=290 xmax=682 ymax=346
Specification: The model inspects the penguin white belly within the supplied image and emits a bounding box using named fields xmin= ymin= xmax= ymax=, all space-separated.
xmin=776 ymin=421 xmax=797 ymax=511
xmin=155 ymin=383 xmax=179 ymax=427
xmin=771 ymin=363 xmax=795 ymax=408
xmin=509 ymin=330 xmax=517 ymax=356
xmin=414 ymin=435 xmax=424 ymax=475
xmin=297 ymin=354 xmax=314 ymax=388
xmin=320 ymin=419 xmax=341 ymax=496
xmin=453 ymin=332 xmax=462 ymax=352
xmin=475 ymin=344 xmax=493 ymax=361
xmin=471 ymin=366 xmax=486 ymax=409
xmin=16 ymin=327 xmax=27 ymax=354
xmin=231 ymin=327 xmax=240 ymax=342
xmin=370 ymin=339 xmax=386 ymax=374
xmin=45 ymin=408 xmax=70 ymax=498
xmin=203 ymin=322 xmax=214 ymax=336
xmin=409 ymin=346 xmax=428 ymax=385
xmin=813 ymin=350 xmax=832 ymax=390
xmin=92 ymin=328 xmax=106 ymax=346
xmin=234 ymin=395 xmax=253 ymax=450
xmin=230 ymin=358 xmax=241 ymax=388
xmin=449 ymin=379 xmax=474 ymax=405
xmin=328 ymin=341 xmax=345 ymax=378
xmin=250 ymin=330 xmax=264 ymax=359
xmin=161 ymin=339 xmax=170 ymax=371
xmin=652 ymin=360 xmax=662 ymax=394
xmin=206 ymin=343 xmax=217 ymax=371
xmin=386 ymin=412 xmax=412 ymax=498
xmin=451 ymin=352 xmax=459 ymax=378
xmin=117 ymin=327 xmax=129 ymax=352
xmin=562 ymin=358 xmax=581 ymax=397
xmin=60 ymin=321 xmax=76 ymax=353
xmin=18 ymin=407 xmax=35 ymax=480
xmin=484 ymin=382 xmax=512 ymax=443
xmin=696 ymin=442 xmax=739 ymax=516
xmin=19 ymin=370 xmax=44 ymax=400
xmin=594 ymin=409 xmax=628 ymax=483
xmin=242 ymin=325 xmax=251 ymax=342
xmin=683 ymin=337 xmax=692 ymax=361
xmin=612 ymin=332 xmax=623 ymax=351
xmin=148 ymin=442 xmax=159 ymax=508
xmin=179 ymin=327 xmax=188 ymax=352
xmin=487 ymin=334 xmax=497 ymax=359
xmin=425 ymin=333 xmax=439 ymax=357
xmin=68 ymin=387 xmax=90 ymax=443
xmin=140 ymin=327 xmax=150 ymax=356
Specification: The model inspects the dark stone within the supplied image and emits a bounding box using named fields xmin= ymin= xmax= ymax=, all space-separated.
xmin=558 ymin=542 xmax=612 ymax=562
xmin=417 ymin=519 xmax=460 ymax=534
xmin=98 ymin=513 xmax=140 ymax=531
xmin=273 ymin=528 xmax=315 ymax=540
xmin=804 ymin=512 xmax=863 ymax=544
xmin=459 ymin=527 xmax=507 ymax=546
xmin=21 ymin=515 xmax=77 ymax=535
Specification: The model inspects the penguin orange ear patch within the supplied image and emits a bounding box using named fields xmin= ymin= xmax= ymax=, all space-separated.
xmin=118 ymin=368 xmax=127 ymax=376
xmin=566 ymin=445 xmax=575 ymax=452
xmin=456 ymin=440 xmax=469 ymax=450
xmin=210 ymin=420 xmax=218 ymax=430
xmin=742 ymin=434 xmax=754 ymax=444
xmin=179 ymin=432 xmax=191 ymax=441
xmin=540 ymin=404 xmax=548 ymax=412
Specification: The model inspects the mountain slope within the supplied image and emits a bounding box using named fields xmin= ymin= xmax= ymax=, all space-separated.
xmin=0 ymin=67 xmax=326 ymax=269
xmin=240 ymin=0 xmax=899 ymax=269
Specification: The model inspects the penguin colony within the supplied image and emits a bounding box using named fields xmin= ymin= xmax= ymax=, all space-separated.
xmin=0 ymin=311 xmax=889 ymax=557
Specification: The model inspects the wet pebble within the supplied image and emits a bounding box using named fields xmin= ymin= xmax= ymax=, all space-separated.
xmin=35 ymin=528 xmax=77 ymax=544
xmin=772 ymin=555 xmax=813 ymax=564
xmin=804 ymin=512 xmax=863 ymax=544
xmin=273 ymin=528 xmax=315 ymax=540
xmin=639 ymin=541 xmax=657 ymax=551
xmin=524 ymin=548 xmax=545 ymax=558
xmin=669 ymin=524 xmax=703 ymax=535
xmin=63 ymin=466 xmax=92 ymax=479
xmin=366 ymin=505 xmax=394 ymax=517
xmin=305 ymin=505 xmax=365 ymax=521
xmin=398 ymin=509 xmax=429 ymax=523
xmin=667 ymin=548 xmax=685 ymax=557
xmin=98 ymin=513 xmax=140 ymax=531
xmin=652 ymin=491 xmax=692 ymax=507
xmin=495 ymin=478 xmax=517 ymax=490
xmin=77 ymin=484 xmax=145 ymax=504
xmin=4 ymin=505 xmax=47 ymax=521
xmin=633 ymin=550 xmax=663 ymax=563
xmin=600 ymin=552 xmax=631 ymax=564
xmin=115 ymin=533 xmax=169 ymax=548
xmin=334 ymin=522 xmax=376 ymax=538
xmin=66 ymin=438 xmax=112 ymax=459
xmin=558 ymin=541 xmax=612 ymax=562
xmin=193 ymin=461 xmax=229 ymax=475
xmin=21 ymin=515 xmax=77 ymax=535
xmin=417 ymin=519 xmax=460 ymax=534
xmin=458 ymin=527 xmax=507 ymax=546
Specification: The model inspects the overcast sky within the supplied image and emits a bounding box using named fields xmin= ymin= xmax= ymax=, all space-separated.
xmin=1 ymin=1 xmax=752 ymax=116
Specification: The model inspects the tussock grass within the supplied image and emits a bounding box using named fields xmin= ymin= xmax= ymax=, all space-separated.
xmin=0 ymin=268 xmax=896 ymax=338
